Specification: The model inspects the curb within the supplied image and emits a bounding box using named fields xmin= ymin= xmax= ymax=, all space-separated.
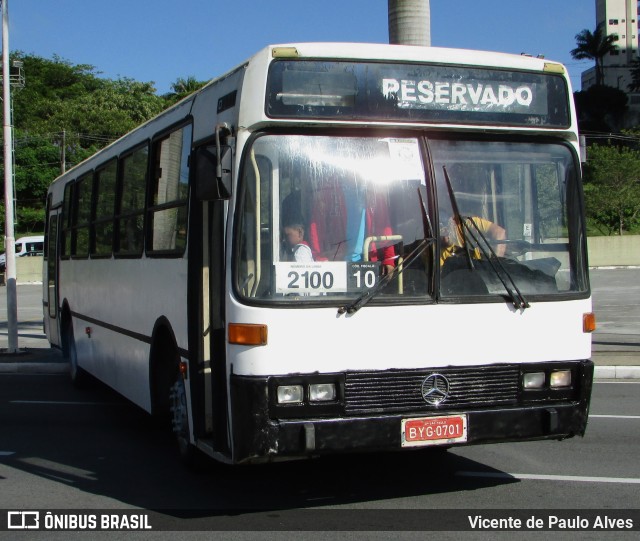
xmin=0 ymin=362 xmax=69 ymax=374
xmin=594 ymin=365 xmax=640 ymax=380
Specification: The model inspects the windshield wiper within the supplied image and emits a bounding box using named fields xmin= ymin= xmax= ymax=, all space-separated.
xmin=442 ymin=165 xmax=529 ymax=310
xmin=338 ymin=188 xmax=435 ymax=315
xmin=463 ymin=217 xmax=529 ymax=309
xmin=442 ymin=166 xmax=474 ymax=270
xmin=338 ymin=237 xmax=434 ymax=315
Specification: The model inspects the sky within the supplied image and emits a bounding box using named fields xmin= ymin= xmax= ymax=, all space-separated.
xmin=8 ymin=0 xmax=595 ymax=95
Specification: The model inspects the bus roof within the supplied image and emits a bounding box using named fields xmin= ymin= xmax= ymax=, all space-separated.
xmin=257 ymin=42 xmax=565 ymax=74
xmin=48 ymin=42 xmax=571 ymax=196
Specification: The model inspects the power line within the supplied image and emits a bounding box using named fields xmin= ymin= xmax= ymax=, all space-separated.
xmin=583 ymin=132 xmax=640 ymax=143
xmin=11 ymin=131 xmax=117 ymax=145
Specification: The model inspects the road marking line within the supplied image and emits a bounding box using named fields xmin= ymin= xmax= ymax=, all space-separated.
xmin=9 ymin=400 xmax=116 ymax=406
xmin=456 ymin=471 xmax=640 ymax=484
xmin=590 ymin=414 xmax=640 ymax=419
xmin=0 ymin=451 xmax=16 ymax=456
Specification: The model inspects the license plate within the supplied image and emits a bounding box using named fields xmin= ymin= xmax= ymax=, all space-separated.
xmin=401 ymin=414 xmax=468 ymax=447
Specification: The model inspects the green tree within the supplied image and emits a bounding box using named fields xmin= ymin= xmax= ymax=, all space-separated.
xmin=12 ymin=53 xmax=167 ymax=143
xmin=573 ymin=85 xmax=628 ymax=133
xmin=571 ymin=24 xmax=619 ymax=86
xmin=628 ymin=58 xmax=640 ymax=91
xmin=2 ymin=53 xmax=169 ymax=236
xmin=165 ymin=76 xmax=208 ymax=104
xmin=583 ymin=144 xmax=640 ymax=235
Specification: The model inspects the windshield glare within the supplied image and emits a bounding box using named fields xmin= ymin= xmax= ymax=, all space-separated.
xmin=236 ymin=134 xmax=586 ymax=304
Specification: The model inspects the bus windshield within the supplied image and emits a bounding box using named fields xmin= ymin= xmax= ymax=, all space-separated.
xmin=432 ymin=139 xmax=588 ymax=299
xmin=235 ymin=134 xmax=587 ymax=304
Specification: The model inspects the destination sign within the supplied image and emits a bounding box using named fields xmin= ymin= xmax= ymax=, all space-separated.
xmin=381 ymin=78 xmax=544 ymax=115
xmin=267 ymin=60 xmax=570 ymax=128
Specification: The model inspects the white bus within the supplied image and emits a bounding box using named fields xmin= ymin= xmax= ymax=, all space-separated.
xmin=44 ymin=43 xmax=595 ymax=464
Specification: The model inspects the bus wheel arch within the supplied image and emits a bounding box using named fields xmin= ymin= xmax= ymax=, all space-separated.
xmin=149 ymin=318 xmax=181 ymax=418
xmin=149 ymin=318 xmax=197 ymax=463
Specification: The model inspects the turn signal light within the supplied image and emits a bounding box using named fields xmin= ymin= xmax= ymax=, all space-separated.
xmin=583 ymin=312 xmax=596 ymax=333
xmin=228 ymin=323 xmax=268 ymax=346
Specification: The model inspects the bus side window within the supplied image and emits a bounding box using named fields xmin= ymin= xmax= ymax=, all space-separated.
xmin=93 ymin=159 xmax=118 ymax=257
xmin=73 ymin=172 xmax=93 ymax=258
xmin=61 ymin=182 xmax=73 ymax=258
xmin=148 ymin=124 xmax=191 ymax=254
xmin=116 ymin=145 xmax=148 ymax=256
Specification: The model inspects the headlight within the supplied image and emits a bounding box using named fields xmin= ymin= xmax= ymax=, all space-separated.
xmin=309 ymin=383 xmax=336 ymax=402
xmin=550 ymin=370 xmax=572 ymax=388
xmin=277 ymin=385 xmax=303 ymax=404
xmin=523 ymin=372 xmax=545 ymax=389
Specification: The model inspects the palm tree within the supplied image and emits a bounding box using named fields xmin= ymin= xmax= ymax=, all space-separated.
xmin=166 ymin=76 xmax=207 ymax=103
xmin=571 ymin=24 xmax=619 ymax=86
xmin=388 ymin=0 xmax=430 ymax=46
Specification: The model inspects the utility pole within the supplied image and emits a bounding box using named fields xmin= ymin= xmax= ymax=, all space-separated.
xmin=2 ymin=0 xmax=19 ymax=352
xmin=60 ymin=129 xmax=66 ymax=174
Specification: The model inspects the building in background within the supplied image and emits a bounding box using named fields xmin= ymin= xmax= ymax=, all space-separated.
xmin=581 ymin=0 xmax=639 ymax=90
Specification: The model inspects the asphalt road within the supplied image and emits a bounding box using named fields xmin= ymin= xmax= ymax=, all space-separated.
xmin=0 ymin=372 xmax=639 ymax=536
xmin=0 ymin=268 xmax=639 ymax=538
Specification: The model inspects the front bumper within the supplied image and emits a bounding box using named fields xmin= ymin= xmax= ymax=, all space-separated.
xmin=229 ymin=361 xmax=593 ymax=463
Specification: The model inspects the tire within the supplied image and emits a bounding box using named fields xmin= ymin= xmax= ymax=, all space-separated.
xmin=169 ymin=373 xmax=199 ymax=466
xmin=65 ymin=321 xmax=89 ymax=388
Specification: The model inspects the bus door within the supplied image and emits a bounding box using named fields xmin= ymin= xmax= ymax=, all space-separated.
xmin=45 ymin=208 xmax=62 ymax=347
xmin=206 ymin=197 xmax=230 ymax=454
xmin=191 ymin=137 xmax=233 ymax=456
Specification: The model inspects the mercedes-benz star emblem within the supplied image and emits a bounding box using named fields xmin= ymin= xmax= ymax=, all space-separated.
xmin=421 ymin=374 xmax=450 ymax=406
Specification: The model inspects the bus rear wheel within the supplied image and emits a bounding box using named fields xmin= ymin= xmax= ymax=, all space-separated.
xmin=65 ymin=321 xmax=89 ymax=388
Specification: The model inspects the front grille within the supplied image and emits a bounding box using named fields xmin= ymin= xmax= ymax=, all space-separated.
xmin=344 ymin=365 xmax=520 ymax=415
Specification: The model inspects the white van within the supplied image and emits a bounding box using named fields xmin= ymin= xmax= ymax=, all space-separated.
xmin=0 ymin=235 xmax=45 ymax=271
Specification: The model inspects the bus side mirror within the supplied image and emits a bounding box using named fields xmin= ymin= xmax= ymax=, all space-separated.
xmin=194 ymin=143 xmax=233 ymax=200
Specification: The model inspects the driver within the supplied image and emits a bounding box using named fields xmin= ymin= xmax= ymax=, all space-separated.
xmin=440 ymin=214 xmax=506 ymax=266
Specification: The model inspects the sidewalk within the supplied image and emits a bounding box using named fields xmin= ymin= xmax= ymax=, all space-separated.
xmin=0 ymin=320 xmax=67 ymax=373
xmin=591 ymin=332 xmax=640 ymax=379
xmin=0 ymin=346 xmax=68 ymax=373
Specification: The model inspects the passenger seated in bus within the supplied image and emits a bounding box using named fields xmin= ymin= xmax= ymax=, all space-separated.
xmin=308 ymin=177 xmax=395 ymax=274
xmin=440 ymin=214 xmax=506 ymax=266
xmin=283 ymin=221 xmax=314 ymax=263
xmin=281 ymin=188 xmax=303 ymax=231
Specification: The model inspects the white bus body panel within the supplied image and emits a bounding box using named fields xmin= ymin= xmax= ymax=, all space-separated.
xmin=227 ymin=298 xmax=593 ymax=377
xmin=60 ymin=257 xmax=188 ymax=411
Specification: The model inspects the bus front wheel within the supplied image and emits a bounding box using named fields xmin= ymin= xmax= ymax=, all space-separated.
xmin=169 ymin=373 xmax=197 ymax=464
